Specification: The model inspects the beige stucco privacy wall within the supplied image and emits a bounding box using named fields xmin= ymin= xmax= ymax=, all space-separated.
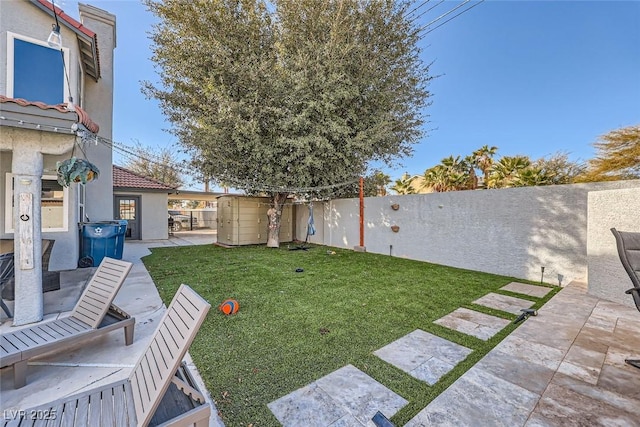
xmin=587 ymin=186 xmax=640 ymax=307
xmin=297 ymin=180 xmax=640 ymax=295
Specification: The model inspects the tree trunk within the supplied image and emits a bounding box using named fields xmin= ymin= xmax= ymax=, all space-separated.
xmin=267 ymin=192 xmax=288 ymax=248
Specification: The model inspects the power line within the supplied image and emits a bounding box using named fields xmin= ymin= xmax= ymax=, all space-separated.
xmin=418 ymin=0 xmax=485 ymax=37
xmin=83 ymin=132 xmax=362 ymax=195
xmin=409 ymin=0 xmax=446 ymax=24
xmin=405 ymin=0 xmax=431 ymax=19
xmin=417 ymin=0 xmax=471 ymax=33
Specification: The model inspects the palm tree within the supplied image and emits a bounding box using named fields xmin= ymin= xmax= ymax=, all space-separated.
xmin=487 ymin=155 xmax=531 ymax=188
xmin=464 ymin=154 xmax=478 ymax=189
xmin=420 ymin=158 xmax=467 ymax=192
xmin=472 ymin=145 xmax=498 ymax=188
xmin=391 ymin=173 xmax=416 ymax=195
xmin=512 ymin=167 xmax=552 ymax=187
xmin=421 ymin=165 xmax=449 ymax=192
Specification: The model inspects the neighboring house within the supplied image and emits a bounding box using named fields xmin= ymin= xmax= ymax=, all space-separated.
xmin=0 ymin=0 xmax=116 ymax=325
xmin=113 ymin=165 xmax=177 ymax=240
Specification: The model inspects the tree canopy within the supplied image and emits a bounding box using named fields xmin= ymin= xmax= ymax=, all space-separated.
xmin=579 ymin=125 xmax=640 ymax=181
xmin=122 ymin=141 xmax=184 ymax=188
xmin=399 ymin=147 xmax=586 ymax=193
xmin=144 ymin=0 xmax=432 ymax=246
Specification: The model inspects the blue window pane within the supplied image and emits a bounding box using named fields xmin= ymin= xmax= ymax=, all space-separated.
xmin=13 ymin=39 xmax=64 ymax=105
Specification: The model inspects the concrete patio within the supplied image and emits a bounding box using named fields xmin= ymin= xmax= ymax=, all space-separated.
xmin=2 ymin=230 xmax=639 ymax=426
xmin=0 ymin=230 xmax=224 ymax=427
xmin=407 ymin=281 xmax=640 ymax=426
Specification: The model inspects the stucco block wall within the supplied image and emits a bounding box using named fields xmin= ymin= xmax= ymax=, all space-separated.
xmin=587 ymin=187 xmax=640 ymax=307
xmin=303 ymin=180 xmax=640 ymax=286
xmin=140 ymin=192 xmax=169 ymax=240
xmin=294 ymin=202 xmax=325 ymax=243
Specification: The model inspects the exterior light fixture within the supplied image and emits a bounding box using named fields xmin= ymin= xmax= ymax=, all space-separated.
xmin=47 ymin=23 xmax=62 ymax=48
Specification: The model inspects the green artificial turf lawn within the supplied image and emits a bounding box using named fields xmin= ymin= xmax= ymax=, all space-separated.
xmin=143 ymin=244 xmax=559 ymax=426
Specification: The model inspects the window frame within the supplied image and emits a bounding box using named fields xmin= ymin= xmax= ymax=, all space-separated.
xmin=5 ymin=31 xmax=70 ymax=103
xmin=4 ymin=173 xmax=70 ymax=233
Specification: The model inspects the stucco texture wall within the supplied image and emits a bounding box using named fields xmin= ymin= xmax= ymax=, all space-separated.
xmin=587 ymin=187 xmax=640 ymax=307
xmin=113 ymin=191 xmax=169 ymax=240
xmin=301 ymin=181 xmax=640 ymax=288
xmin=1 ymin=151 xmax=80 ymax=271
xmin=141 ymin=192 xmax=169 ymax=240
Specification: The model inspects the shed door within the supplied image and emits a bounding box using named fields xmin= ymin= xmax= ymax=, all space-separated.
xmin=114 ymin=196 xmax=141 ymax=240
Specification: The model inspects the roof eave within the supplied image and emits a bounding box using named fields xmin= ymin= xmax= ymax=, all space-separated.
xmin=0 ymin=102 xmax=78 ymax=134
xmin=114 ymin=187 xmax=176 ymax=193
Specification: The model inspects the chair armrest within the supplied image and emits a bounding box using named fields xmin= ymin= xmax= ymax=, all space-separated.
xmin=626 ymin=288 xmax=640 ymax=312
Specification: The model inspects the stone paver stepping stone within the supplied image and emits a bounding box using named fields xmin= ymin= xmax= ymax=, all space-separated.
xmin=434 ymin=307 xmax=511 ymax=341
xmin=501 ymin=282 xmax=553 ymax=298
xmin=405 ymin=365 xmax=539 ymax=427
xmin=268 ymin=364 xmax=408 ymax=426
xmin=473 ymin=292 xmax=535 ymax=315
xmin=374 ymin=329 xmax=472 ymax=385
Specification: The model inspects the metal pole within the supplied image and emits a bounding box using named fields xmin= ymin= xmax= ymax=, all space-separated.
xmin=359 ymin=176 xmax=364 ymax=247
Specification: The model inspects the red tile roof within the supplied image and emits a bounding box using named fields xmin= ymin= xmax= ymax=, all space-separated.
xmin=113 ymin=165 xmax=178 ymax=191
xmin=0 ymin=95 xmax=100 ymax=134
xmin=36 ymin=0 xmax=96 ymax=39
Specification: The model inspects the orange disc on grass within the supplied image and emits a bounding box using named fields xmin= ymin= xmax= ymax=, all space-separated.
xmin=219 ymin=299 xmax=239 ymax=315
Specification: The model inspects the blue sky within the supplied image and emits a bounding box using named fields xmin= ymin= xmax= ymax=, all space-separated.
xmin=59 ymin=0 xmax=640 ymax=190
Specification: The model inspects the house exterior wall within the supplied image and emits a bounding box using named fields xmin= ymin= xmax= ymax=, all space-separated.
xmin=300 ymin=180 xmax=640 ymax=292
xmin=79 ymin=4 xmax=116 ymax=223
xmin=1 ymin=138 xmax=80 ymax=271
xmin=140 ymin=192 xmax=169 ymax=240
xmin=587 ymin=187 xmax=640 ymax=307
xmin=42 ymin=152 xmax=80 ymax=270
xmin=0 ymin=2 xmax=116 ymax=271
xmin=114 ymin=190 xmax=169 ymax=240
xmin=0 ymin=1 xmax=81 ymax=100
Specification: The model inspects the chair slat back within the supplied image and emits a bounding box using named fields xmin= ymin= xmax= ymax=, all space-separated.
xmin=70 ymin=257 xmax=133 ymax=328
xmin=0 ymin=252 xmax=14 ymax=283
xmin=611 ymin=228 xmax=640 ymax=289
xmin=129 ymin=284 xmax=210 ymax=427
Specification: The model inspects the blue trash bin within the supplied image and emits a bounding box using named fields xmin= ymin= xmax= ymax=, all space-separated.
xmin=79 ymin=220 xmax=128 ymax=267
xmin=114 ymin=220 xmax=128 ymax=259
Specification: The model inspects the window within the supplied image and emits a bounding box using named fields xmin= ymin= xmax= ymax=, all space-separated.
xmin=4 ymin=174 xmax=69 ymax=232
xmin=6 ymin=32 xmax=69 ymax=105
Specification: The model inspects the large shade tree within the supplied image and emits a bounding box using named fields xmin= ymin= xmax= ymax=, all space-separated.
xmin=144 ymin=0 xmax=432 ymax=246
